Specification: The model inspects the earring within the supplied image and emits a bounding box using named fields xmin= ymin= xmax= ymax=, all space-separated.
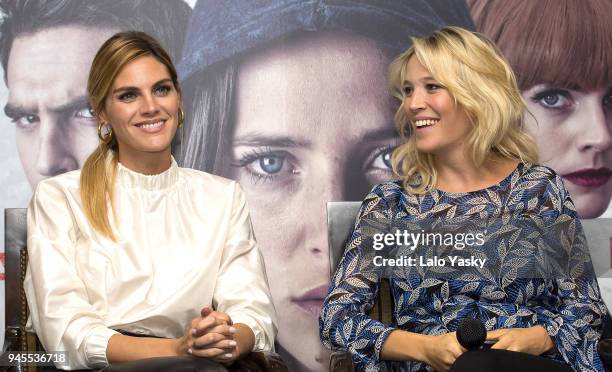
xmin=178 ymin=107 xmax=185 ymax=128
xmin=98 ymin=121 xmax=113 ymax=143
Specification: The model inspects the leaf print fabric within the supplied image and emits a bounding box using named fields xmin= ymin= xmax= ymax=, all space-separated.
xmin=319 ymin=163 xmax=608 ymax=371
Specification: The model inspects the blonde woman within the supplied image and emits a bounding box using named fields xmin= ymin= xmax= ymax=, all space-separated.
xmin=319 ymin=27 xmax=606 ymax=371
xmin=24 ymin=32 xmax=276 ymax=370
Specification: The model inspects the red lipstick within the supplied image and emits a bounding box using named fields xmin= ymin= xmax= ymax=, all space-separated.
xmin=563 ymin=168 xmax=612 ymax=187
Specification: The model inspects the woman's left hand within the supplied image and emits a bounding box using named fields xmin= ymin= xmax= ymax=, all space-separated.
xmin=486 ymin=326 xmax=554 ymax=355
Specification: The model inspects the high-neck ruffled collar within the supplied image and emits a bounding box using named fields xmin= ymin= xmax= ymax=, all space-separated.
xmin=116 ymin=157 xmax=179 ymax=190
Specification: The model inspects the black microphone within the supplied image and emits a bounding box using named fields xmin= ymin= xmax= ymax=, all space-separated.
xmin=456 ymin=318 xmax=487 ymax=350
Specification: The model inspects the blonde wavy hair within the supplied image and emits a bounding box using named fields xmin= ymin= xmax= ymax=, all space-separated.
xmin=389 ymin=26 xmax=537 ymax=194
xmin=81 ymin=31 xmax=181 ymax=241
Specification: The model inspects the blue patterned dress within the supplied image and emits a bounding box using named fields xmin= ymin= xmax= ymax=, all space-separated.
xmin=319 ymin=163 xmax=607 ymax=371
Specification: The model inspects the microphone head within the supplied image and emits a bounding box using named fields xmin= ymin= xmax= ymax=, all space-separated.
xmin=456 ymin=318 xmax=486 ymax=350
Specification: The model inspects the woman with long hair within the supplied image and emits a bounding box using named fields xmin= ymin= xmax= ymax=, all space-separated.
xmin=320 ymin=27 xmax=607 ymax=371
xmin=176 ymin=1 xmax=474 ymax=370
xmin=24 ymin=31 xmax=276 ymax=370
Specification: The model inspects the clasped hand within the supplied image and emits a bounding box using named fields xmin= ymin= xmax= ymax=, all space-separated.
xmin=177 ymin=306 xmax=239 ymax=364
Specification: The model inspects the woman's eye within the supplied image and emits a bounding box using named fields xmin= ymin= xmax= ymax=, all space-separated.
xmin=402 ymin=86 xmax=413 ymax=96
xmin=13 ymin=114 xmax=39 ymax=129
xmin=75 ymin=107 xmax=95 ymax=119
xmin=369 ymin=147 xmax=393 ymax=171
xmin=234 ymin=149 xmax=298 ymax=184
xmin=155 ymin=85 xmax=171 ymax=96
xmin=254 ymin=155 xmax=284 ymax=174
xmin=426 ymin=84 xmax=441 ymax=91
xmin=118 ymin=92 xmax=136 ymax=101
xmin=532 ymin=89 xmax=574 ymax=110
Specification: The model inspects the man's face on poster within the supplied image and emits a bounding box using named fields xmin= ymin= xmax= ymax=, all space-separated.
xmin=4 ymin=25 xmax=117 ymax=188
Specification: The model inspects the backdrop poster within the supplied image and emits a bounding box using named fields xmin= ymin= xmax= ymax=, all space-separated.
xmin=1 ymin=1 xmax=611 ymax=371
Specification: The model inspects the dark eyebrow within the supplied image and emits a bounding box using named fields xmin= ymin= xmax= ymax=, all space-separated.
xmin=4 ymin=102 xmax=32 ymax=119
xmin=362 ymin=127 xmax=399 ymax=142
xmin=112 ymin=78 xmax=173 ymax=94
xmin=49 ymin=96 xmax=91 ymax=114
xmin=233 ymin=133 xmax=312 ymax=148
xmin=233 ymin=128 xmax=397 ymax=147
xmin=154 ymin=78 xmax=173 ymax=86
xmin=4 ymin=95 xmax=91 ymax=118
xmin=112 ymin=86 xmax=138 ymax=95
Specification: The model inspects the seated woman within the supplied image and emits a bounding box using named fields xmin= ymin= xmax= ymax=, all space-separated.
xmin=24 ymin=31 xmax=277 ymax=370
xmin=319 ymin=26 xmax=607 ymax=371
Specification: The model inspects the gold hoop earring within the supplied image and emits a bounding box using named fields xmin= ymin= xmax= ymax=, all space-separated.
xmin=178 ymin=107 xmax=185 ymax=128
xmin=98 ymin=122 xmax=113 ymax=143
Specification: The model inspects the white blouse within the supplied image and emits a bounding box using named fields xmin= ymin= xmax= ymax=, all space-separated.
xmin=24 ymin=158 xmax=277 ymax=370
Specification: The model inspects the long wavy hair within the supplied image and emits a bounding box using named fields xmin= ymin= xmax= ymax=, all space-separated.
xmin=389 ymin=26 xmax=538 ymax=193
xmin=81 ymin=31 xmax=181 ymax=241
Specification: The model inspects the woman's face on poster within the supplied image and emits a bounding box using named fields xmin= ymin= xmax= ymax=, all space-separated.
xmin=225 ymin=32 xmax=398 ymax=370
xmin=523 ymin=84 xmax=612 ymax=218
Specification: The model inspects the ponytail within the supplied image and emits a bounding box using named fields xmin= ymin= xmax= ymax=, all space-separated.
xmin=80 ymin=142 xmax=118 ymax=241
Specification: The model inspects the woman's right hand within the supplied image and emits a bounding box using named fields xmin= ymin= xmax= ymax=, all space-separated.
xmin=421 ymin=332 xmax=466 ymax=371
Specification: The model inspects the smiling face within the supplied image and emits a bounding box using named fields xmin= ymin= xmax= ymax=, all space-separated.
xmin=401 ymin=56 xmax=472 ymax=158
xmin=523 ymin=85 xmax=612 ymax=218
xmin=226 ymin=32 xmax=398 ymax=371
xmin=100 ymin=55 xmax=180 ymax=169
xmin=5 ymin=25 xmax=117 ymax=188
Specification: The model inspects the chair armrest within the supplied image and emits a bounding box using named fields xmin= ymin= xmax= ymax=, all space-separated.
xmin=2 ymin=328 xmax=33 ymax=372
xmin=4 ymin=327 xmax=21 ymax=352
xmin=330 ymin=351 xmax=355 ymax=372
